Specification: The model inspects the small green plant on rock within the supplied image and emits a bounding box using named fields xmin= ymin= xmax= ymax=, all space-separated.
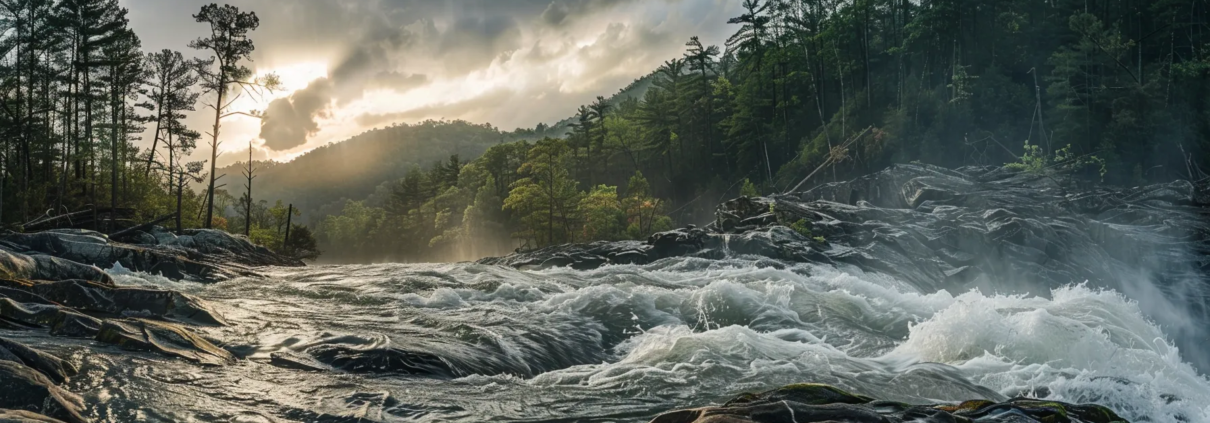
xmin=1005 ymin=141 xmax=1047 ymax=173
xmin=813 ymin=236 xmax=827 ymax=243
xmin=740 ymin=178 xmax=760 ymax=197
xmin=790 ymin=219 xmax=814 ymax=238
xmin=1005 ymin=141 xmax=1107 ymax=180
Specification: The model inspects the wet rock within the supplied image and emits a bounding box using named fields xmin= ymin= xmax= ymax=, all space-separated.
xmin=0 ymin=337 xmax=76 ymax=384
xmin=0 ymin=298 xmax=62 ymax=327
xmin=0 ymin=248 xmax=111 ymax=286
xmin=269 ymin=351 xmax=331 ymax=372
xmin=649 ymin=383 xmax=1128 ymax=423
xmin=95 ymin=318 xmax=235 ymax=366
xmin=163 ymin=229 xmax=303 ymax=268
xmin=0 ymin=361 xmax=87 ymax=423
xmin=0 ymin=409 xmax=69 ymax=423
xmin=20 ymin=279 xmax=226 ymax=326
xmin=47 ymin=311 xmax=101 ymax=338
xmin=0 ymin=230 xmax=227 ymax=282
xmin=304 ymin=344 xmax=455 ymax=377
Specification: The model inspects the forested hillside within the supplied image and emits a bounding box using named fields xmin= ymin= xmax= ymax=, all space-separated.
xmin=314 ymin=0 xmax=1210 ymax=262
xmin=2 ymin=0 xmax=1209 ymax=264
xmin=209 ymin=120 xmax=503 ymax=225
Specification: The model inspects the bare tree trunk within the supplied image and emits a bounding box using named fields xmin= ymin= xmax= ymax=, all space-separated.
xmin=205 ymin=84 xmax=226 ymax=229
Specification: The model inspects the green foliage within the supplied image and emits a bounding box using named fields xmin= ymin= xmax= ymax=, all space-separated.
xmin=789 ymin=219 xmax=813 ymax=238
xmin=503 ymin=138 xmax=583 ymax=248
xmin=1005 ymin=141 xmax=1048 ymax=173
xmin=740 ymin=179 xmax=760 ymax=197
xmin=579 ymin=185 xmax=627 ymax=242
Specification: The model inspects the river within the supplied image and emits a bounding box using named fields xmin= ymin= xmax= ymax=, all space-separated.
xmin=3 ymin=257 xmax=1206 ymax=422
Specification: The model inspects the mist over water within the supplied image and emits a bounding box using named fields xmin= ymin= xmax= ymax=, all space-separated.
xmin=3 ymin=257 xmax=1200 ymax=422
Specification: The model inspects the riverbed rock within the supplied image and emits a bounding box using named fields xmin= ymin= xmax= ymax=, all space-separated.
xmin=163 ymin=229 xmax=304 ymax=267
xmin=649 ymin=383 xmax=1127 ymax=423
xmin=0 ymin=361 xmax=87 ymax=423
xmin=0 ymin=248 xmax=111 ymax=286
xmin=18 ymin=279 xmax=225 ymax=326
xmin=303 ymin=344 xmax=455 ymax=377
xmin=0 ymin=409 xmax=69 ymax=423
xmin=0 ymin=337 xmax=76 ymax=384
xmin=95 ymin=318 xmax=235 ymax=366
xmin=0 ymin=229 xmax=229 ymax=281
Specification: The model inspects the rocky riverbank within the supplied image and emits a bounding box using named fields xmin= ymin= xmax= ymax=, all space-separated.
xmin=0 ymin=227 xmax=298 ymax=421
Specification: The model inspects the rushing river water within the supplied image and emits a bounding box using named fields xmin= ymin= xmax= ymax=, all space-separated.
xmin=4 ymin=257 xmax=1209 ymax=422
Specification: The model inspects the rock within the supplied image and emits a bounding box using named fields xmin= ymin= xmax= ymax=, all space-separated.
xmin=0 ymin=248 xmax=112 ymax=286
xmin=0 ymin=409 xmax=69 ymax=423
xmin=304 ymin=344 xmax=454 ymax=377
xmin=20 ymin=279 xmax=226 ymax=326
xmin=95 ymin=318 xmax=235 ymax=366
xmin=268 ymin=351 xmax=331 ymax=372
xmin=0 ymin=361 xmax=87 ymax=423
xmin=0 ymin=337 xmax=77 ymax=384
xmin=0 ymin=230 xmax=227 ymax=282
xmin=0 ymin=297 xmax=63 ymax=327
xmin=648 ymin=383 xmax=1128 ymax=423
xmin=47 ymin=311 xmax=101 ymax=338
xmin=164 ymin=229 xmax=303 ymax=268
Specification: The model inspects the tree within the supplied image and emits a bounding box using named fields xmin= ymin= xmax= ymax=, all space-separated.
xmin=622 ymin=171 xmax=671 ymax=239
xmin=238 ymin=140 xmax=255 ymax=236
xmin=579 ymin=185 xmax=626 ymax=241
xmin=503 ymin=138 xmax=581 ymax=247
xmin=190 ymin=3 xmax=278 ymax=229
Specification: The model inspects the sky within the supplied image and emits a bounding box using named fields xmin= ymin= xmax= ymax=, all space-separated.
xmin=120 ymin=0 xmax=745 ymax=167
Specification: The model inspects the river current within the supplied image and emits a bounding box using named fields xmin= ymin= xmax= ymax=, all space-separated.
xmin=3 ymin=257 xmax=1207 ymax=422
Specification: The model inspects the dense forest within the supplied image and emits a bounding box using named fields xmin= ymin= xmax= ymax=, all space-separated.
xmin=3 ymin=0 xmax=1210 ymax=263
xmin=314 ymin=0 xmax=1210 ymax=262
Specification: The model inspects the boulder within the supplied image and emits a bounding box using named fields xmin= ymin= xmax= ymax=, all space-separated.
xmin=95 ymin=318 xmax=235 ymax=366
xmin=0 ymin=361 xmax=87 ymax=423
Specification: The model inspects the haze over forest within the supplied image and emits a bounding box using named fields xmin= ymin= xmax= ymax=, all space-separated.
xmin=1 ymin=0 xmax=1208 ymax=263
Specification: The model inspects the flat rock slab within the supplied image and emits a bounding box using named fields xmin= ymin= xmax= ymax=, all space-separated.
xmin=0 ymin=409 xmax=69 ymax=423
xmin=11 ymin=279 xmax=226 ymax=326
xmin=95 ymin=318 xmax=234 ymax=366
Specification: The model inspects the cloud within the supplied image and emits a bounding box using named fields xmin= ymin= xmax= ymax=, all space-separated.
xmin=540 ymin=0 xmax=633 ymax=27
xmin=123 ymin=0 xmax=747 ymax=163
xmin=355 ymin=89 xmax=515 ymax=127
xmin=260 ymin=78 xmax=333 ymax=151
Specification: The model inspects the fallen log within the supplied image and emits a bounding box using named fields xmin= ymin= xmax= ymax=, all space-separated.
xmin=108 ymin=213 xmax=177 ymax=241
